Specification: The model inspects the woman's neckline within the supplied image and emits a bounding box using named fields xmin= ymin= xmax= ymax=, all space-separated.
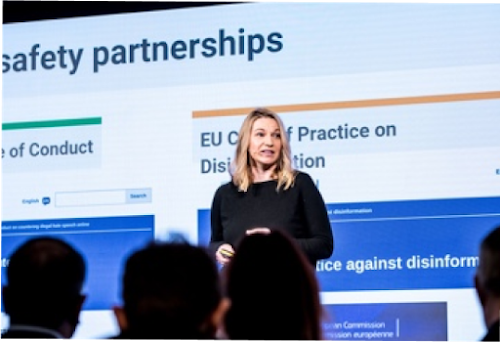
xmin=252 ymin=179 xmax=277 ymax=185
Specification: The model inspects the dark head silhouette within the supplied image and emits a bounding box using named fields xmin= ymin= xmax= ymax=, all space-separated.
xmin=475 ymin=225 xmax=500 ymax=341
xmin=113 ymin=242 xmax=227 ymax=339
xmin=2 ymin=237 xmax=86 ymax=338
xmin=223 ymin=230 xmax=323 ymax=340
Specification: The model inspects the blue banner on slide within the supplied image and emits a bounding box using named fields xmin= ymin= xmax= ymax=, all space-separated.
xmin=198 ymin=196 xmax=500 ymax=291
xmin=198 ymin=209 xmax=211 ymax=247
xmin=322 ymin=302 xmax=447 ymax=341
xmin=318 ymin=196 xmax=500 ymax=291
xmin=1 ymin=215 xmax=154 ymax=310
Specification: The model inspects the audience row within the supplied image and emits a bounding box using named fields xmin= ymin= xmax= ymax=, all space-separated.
xmin=2 ymin=226 xmax=500 ymax=340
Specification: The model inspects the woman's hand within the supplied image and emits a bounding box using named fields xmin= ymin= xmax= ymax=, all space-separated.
xmin=216 ymin=243 xmax=235 ymax=265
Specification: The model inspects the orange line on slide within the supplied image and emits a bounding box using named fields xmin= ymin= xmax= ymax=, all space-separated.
xmin=192 ymin=91 xmax=500 ymax=118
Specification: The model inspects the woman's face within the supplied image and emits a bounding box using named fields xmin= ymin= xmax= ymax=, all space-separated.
xmin=248 ymin=117 xmax=282 ymax=169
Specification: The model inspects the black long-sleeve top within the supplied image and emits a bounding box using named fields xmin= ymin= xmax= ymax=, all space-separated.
xmin=209 ymin=171 xmax=334 ymax=265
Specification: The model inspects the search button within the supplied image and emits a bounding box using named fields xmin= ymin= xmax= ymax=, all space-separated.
xmin=126 ymin=189 xmax=152 ymax=204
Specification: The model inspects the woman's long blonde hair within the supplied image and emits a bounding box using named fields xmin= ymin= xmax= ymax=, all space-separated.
xmin=230 ymin=108 xmax=296 ymax=192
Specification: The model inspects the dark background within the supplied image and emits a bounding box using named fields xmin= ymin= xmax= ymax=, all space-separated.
xmin=3 ymin=1 xmax=238 ymax=24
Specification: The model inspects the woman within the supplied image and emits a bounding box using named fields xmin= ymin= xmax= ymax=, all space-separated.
xmin=209 ymin=107 xmax=333 ymax=266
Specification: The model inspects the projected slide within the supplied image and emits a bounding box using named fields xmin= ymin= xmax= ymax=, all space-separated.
xmin=322 ymin=302 xmax=448 ymax=341
xmin=3 ymin=2 xmax=500 ymax=340
xmin=1 ymin=216 xmax=154 ymax=310
xmin=2 ymin=118 xmax=101 ymax=173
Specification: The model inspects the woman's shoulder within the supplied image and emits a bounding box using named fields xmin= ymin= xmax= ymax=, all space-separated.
xmin=215 ymin=180 xmax=238 ymax=196
xmin=293 ymin=170 xmax=314 ymax=185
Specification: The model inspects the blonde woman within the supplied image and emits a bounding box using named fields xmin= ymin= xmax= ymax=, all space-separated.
xmin=209 ymin=107 xmax=333 ymax=267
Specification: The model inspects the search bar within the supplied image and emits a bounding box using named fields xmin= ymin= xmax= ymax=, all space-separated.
xmin=55 ymin=188 xmax=151 ymax=207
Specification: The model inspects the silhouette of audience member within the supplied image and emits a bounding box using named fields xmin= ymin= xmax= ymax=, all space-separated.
xmin=2 ymin=237 xmax=86 ymax=339
xmin=222 ymin=229 xmax=323 ymax=340
xmin=475 ymin=225 xmax=500 ymax=341
xmin=112 ymin=242 xmax=228 ymax=339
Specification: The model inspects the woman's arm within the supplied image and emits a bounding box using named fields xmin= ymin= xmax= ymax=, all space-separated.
xmin=209 ymin=185 xmax=234 ymax=265
xmin=209 ymin=186 xmax=225 ymax=253
xmin=294 ymin=173 xmax=334 ymax=264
